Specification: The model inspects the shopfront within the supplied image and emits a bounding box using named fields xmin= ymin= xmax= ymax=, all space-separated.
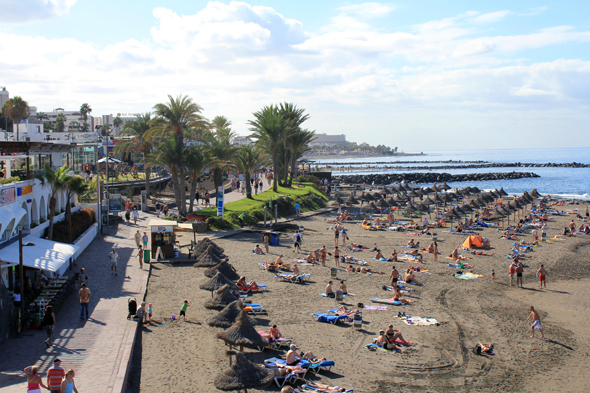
xmin=148 ymin=219 xmax=177 ymax=259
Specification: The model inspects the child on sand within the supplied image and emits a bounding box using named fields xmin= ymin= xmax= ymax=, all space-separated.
xmin=147 ymin=303 xmax=153 ymax=322
xmin=491 ymin=269 xmax=495 ymax=282
xmin=180 ymin=300 xmax=192 ymax=321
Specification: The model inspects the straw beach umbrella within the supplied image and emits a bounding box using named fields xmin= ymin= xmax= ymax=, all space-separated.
xmin=200 ymin=272 xmax=239 ymax=294
xmin=204 ymin=261 xmax=240 ymax=281
xmin=205 ymin=284 xmax=239 ymax=310
xmin=207 ymin=300 xmax=254 ymax=329
xmin=193 ymin=252 xmax=229 ymax=267
xmin=530 ymin=189 xmax=541 ymax=198
xmin=216 ymin=310 xmax=268 ymax=351
xmin=375 ymin=198 xmax=390 ymax=217
xmin=214 ymin=351 xmax=274 ymax=392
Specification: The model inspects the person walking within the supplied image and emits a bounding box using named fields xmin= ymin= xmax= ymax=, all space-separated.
xmin=134 ymin=230 xmax=142 ymax=248
xmin=60 ymin=369 xmax=79 ymax=393
xmin=137 ymin=246 xmax=144 ymax=269
xmin=537 ymin=264 xmax=548 ymax=289
xmin=108 ymin=247 xmax=119 ymax=276
xmin=155 ymin=202 xmax=161 ymax=217
xmin=195 ymin=191 xmax=200 ymax=205
xmin=295 ymin=202 xmax=301 ymax=217
xmin=47 ymin=358 xmax=65 ymax=393
xmin=79 ymin=283 xmax=91 ymax=319
xmin=24 ymin=365 xmax=49 ymax=392
xmin=132 ymin=206 xmax=139 ymax=225
xmin=293 ymin=230 xmax=302 ymax=253
xmin=42 ymin=305 xmax=56 ymax=348
xmin=78 ymin=268 xmax=89 ymax=287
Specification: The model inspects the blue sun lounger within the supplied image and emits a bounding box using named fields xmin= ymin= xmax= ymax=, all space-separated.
xmin=311 ymin=312 xmax=351 ymax=324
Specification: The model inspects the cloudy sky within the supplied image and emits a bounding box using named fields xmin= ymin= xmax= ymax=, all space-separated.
xmin=1 ymin=0 xmax=589 ymax=150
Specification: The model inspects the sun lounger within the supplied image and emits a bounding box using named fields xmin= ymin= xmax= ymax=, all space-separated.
xmin=244 ymin=303 xmax=265 ymax=314
xmin=307 ymin=360 xmax=336 ymax=374
xmin=264 ymin=357 xmax=311 ymax=369
xmin=237 ymin=283 xmax=268 ymax=293
xmin=258 ymin=330 xmax=293 ymax=349
xmin=311 ymin=312 xmax=351 ymax=324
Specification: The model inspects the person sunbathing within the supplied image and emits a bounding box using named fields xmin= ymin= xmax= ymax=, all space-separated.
xmin=471 ymin=251 xmax=494 ymax=256
xmin=254 ymin=245 xmax=265 ymax=255
xmin=269 ymin=324 xmax=282 ymax=340
xmin=314 ymin=249 xmax=321 ymax=261
xmin=451 ymin=247 xmax=460 ymax=259
xmin=503 ymin=231 xmax=518 ymax=240
xmin=274 ymin=363 xmax=305 ymax=377
xmin=362 ymin=218 xmax=369 ymax=226
xmin=306 ymin=253 xmax=316 ymax=263
xmin=291 ymin=264 xmax=299 ymax=274
xmin=407 ymin=239 xmax=416 ymax=248
xmin=303 ymin=381 xmax=346 ymax=392
xmin=481 ymin=239 xmax=491 ymax=248
xmin=338 ymin=280 xmax=348 ymax=295
xmin=376 ymin=330 xmax=402 ymax=352
xmin=473 ymin=342 xmax=494 ymax=355
xmin=236 ymin=276 xmax=258 ymax=289
xmin=375 ymin=250 xmax=385 ymax=259
xmin=427 ymin=243 xmax=435 ymax=254
xmin=385 ymin=324 xmax=409 ymax=345
xmin=325 ymin=281 xmax=334 ymax=296
xmin=276 ymin=254 xmax=285 ymax=265
xmin=404 ymin=269 xmax=420 ymax=285
xmin=390 ymin=250 xmax=398 ymax=261
xmin=375 ymin=217 xmax=382 ymax=226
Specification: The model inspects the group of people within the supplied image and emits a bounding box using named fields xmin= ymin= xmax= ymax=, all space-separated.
xmin=24 ymin=358 xmax=79 ymax=393
xmin=124 ymin=201 xmax=140 ymax=224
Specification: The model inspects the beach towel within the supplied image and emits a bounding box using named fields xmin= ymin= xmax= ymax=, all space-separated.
xmin=447 ymin=263 xmax=474 ymax=269
xmin=371 ymin=298 xmax=413 ymax=305
xmin=383 ymin=285 xmax=415 ymax=292
xmin=453 ymin=272 xmax=483 ymax=280
xmin=363 ymin=305 xmax=388 ymax=311
xmin=445 ymin=256 xmax=473 ymax=260
xmin=290 ymin=258 xmax=307 ymax=262
xmin=372 ymin=257 xmax=389 ymax=262
xmin=401 ymin=316 xmax=439 ymax=326
xmin=364 ymin=343 xmax=399 ymax=353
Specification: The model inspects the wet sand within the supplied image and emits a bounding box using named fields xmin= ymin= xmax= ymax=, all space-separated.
xmin=128 ymin=204 xmax=590 ymax=393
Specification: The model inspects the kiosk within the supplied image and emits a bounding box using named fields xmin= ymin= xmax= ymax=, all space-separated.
xmin=148 ymin=219 xmax=178 ymax=259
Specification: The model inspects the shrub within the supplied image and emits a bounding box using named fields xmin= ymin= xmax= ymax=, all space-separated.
xmin=39 ymin=218 xmax=46 ymax=224
xmin=0 ymin=176 xmax=20 ymax=185
xmin=206 ymin=216 xmax=237 ymax=230
xmin=30 ymin=222 xmax=38 ymax=229
xmin=297 ymin=174 xmax=319 ymax=184
xmin=52 ymin=208 xmax=96 ymax=243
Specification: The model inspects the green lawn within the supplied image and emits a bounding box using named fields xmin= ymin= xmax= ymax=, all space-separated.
xmin=198 ymin=182 xmax=326 ymax=216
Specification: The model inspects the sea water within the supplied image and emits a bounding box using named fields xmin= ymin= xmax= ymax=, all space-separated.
xmin=314 ymin=147 xmax=590 ymax=200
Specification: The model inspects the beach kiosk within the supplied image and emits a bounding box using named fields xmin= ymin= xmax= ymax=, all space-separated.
xmin=148 ymin=219 xmax=178 ymax=259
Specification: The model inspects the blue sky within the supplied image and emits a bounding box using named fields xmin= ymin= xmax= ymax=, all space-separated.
xmin=1 ymin=0 xmax=589 ymax=150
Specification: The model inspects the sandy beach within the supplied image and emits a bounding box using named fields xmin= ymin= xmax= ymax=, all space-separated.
xmin=128 ymin=204 xmax=590 ymax=393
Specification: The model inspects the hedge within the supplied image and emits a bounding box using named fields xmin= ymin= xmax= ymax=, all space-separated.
xmin=51 ymin=208 xmax=96 ymax=243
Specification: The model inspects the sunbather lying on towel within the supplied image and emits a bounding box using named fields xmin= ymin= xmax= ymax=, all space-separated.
xmin=303 ymin=381 xmax=347 ymax=392
xmin=274 ymin=363 xmax=306 ymax=377
xmin=473 ymin=342 xmax=494 ymax=355
xmin=471 ymin=251 xmax=494 ymax=256
xmin=346 ymin=266 xmax=385 ymax=274
xmin=502 ymin=231 xmax=518 ymax=240
xmin=334 ymin=305 xmax=358 ymax=316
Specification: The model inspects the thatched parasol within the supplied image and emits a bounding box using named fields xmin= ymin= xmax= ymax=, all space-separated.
xmin=439 ymin=182 xmax=451 ymax=190
xmin=498 ymin=187 xmax=508 ymax=196
xmin=530 ymin=189 xmax=541 ymax=198
xmin=379 ymin=187 xmax=389 ymax=196
xmin=470 ymin=186 xmax=481 ymax=194
xmin=214 ymin=351 xmax=274 ymax=392
xmin=345 ymin=195 xmax=359 ymax=205
xmin=422 ymin=197 xmax=435 ymax=206
xmin=386 ymin=197 xmax=399 ymax=207
xmin=216 ymin=310 xmax=268 ymax=351
xmin=405 ymin=203 xmax=418 ymax=213
xmin=204 ymin=261 xmax=240 ymax=281
xmin=331 ymin=195 xmax=345 ymax=206
xmin=207 ymin=300 xmax=253 ymax=329
xmin=375 ymin=199 xmax=390 ymax=209
xmin=194 ymin=252 xmax=228 ymax=267
xmin=200 ymin=272 xmax=239 ymax=293
xmin=394 ymin=184 xmax=405 ymax=193
xmin=407 ymin=190 xmax=420 ymax=198
xmin=205 ymin=284 xmax=240 ymax=310
xmin=194 ymin=238 xmax=225 ymax=254
xmin=394 ymin=193 xmax=407 ymax=202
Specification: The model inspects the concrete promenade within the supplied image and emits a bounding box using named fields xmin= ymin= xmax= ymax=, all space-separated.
xmin=0 ymin=186 xmax=256 ymax=392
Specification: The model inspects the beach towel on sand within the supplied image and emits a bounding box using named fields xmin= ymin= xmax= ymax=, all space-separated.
xmin=363 ymin=305 xmax=388 ymax=311
xmin=371 ymin=298 xmax=413 ymax=305
xmin=447 ymin=263 xmax=474 ymax=269
xmin=399 ymin=315 xmax=439 ymax=326
xmin=453 ymin=272 xmax=483 ymax=280
xmin=372 ymin=257 xmax=389 ymax=262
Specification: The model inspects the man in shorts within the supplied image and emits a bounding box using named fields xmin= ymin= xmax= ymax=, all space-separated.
xmin=142 ymin=232 xmax=149 ymax=248
xmin=108 ymin=246 xmax=119 ymax=275
xmin=515 ymin=262 xmax=524 ymax=288
xmin=526 ymin=306 xmax=544 ymax=338
xmin=390 ymin=266 xmax=399 ymax=287
xmin=536 ymin=264 xmax=547 ymax=289
xmin=263 ymin=233 xmax=270 ymax=254
xmin=135 ymin=230 xmax=142 ymax=248
xmin=180 ymin=300 xmax=191 ymax=321
xmin=293 ymin=230 xmax=302 ymax=253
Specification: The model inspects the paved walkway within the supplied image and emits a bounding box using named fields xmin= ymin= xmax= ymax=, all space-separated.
xmin=0 ymin=215 xmax=152 ymax=393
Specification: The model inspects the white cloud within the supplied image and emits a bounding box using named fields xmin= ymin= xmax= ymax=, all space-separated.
xmin=338 ymin=2 xmax=395 ymax=19
xmin=470 ymin=10 xmax=511 ymax=24
xmin=0 ymin=0 xmax=77 ymax=23
xmin=1 ymin=3 xmax=589 ymax=149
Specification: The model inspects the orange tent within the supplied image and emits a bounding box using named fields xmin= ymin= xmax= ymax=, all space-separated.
xmin=462 ymin=234 xmax=483 ymax=249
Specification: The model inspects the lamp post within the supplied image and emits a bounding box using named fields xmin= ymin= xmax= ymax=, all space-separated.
xmin=19 ymin=229 xmax=35 ymax=332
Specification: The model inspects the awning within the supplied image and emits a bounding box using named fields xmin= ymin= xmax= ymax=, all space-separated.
xmin=98 ymin=157 xmax=121 ymax=163
xmin=6 ymin=203 xmax=27 ymax=226
xmin=0 ymin=236 xmax=80 ymax=272
xmin=0 ymin=203 xmax=26 ymax=234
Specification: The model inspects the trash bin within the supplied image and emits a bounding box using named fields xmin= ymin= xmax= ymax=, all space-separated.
xmin=542 ymin=232 xmax=546 ymax=241
xmin=270 ymin=231 xmax=280 ymax=245
xmin=174 ymin=248 xmax=179 ymax=258
xmin=144 ymin=249 xmax=151 ymax=262
xmin=353 ymin=312 xmax=363 ymax=329
xmin=330 ymin=268 xmax=338 ymax=278
xmin=432 ymin=233 xmax=438 ymax=241
xmin=335 ymin=290 xmax=344 ymax=302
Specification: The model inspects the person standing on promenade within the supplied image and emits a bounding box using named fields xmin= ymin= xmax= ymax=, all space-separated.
xmin=132 ymin=206 xmax=139 ymax=225
xmin=295 ymin=202 xmax=301 ymax=217
xmin=333 ymin=246 xmax=341 ymax=267
xmin=142 ymin=232 xmax=149 ymax=248
xmin=135 ymin=230 xmax=142 ymax=248
xmin=60 ymin=369 xmax=79 ymax=393
xmin=526 ymin=306 xmax=544 ymax=338
xmin=108 ymin=247 xmax=119 ymax=276
xmin=42 ymin=305 xmax=56 ymax=348
xmin=24 ymin=365 xmax=49 ymax=392
xmin=47 ymin=358 xmax=65 ymax=393
xmin=78 ymin=268 xmax=89 ymax=287
xmin=537 ymin=264 xmax=548 ymax=289
xmin=137 ymin=246 xmax=144 ymax=269
xmin=79 ymin=283 xmax=91 ymax=319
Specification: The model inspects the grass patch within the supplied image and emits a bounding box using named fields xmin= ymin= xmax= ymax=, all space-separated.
xmin=202 ymin=182 xmax=328 ymax=230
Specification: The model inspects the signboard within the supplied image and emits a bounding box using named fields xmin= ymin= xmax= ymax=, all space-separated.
xmin=108 ymin=194 xmax=122 ymax=212
xmin=141 ymin=190 xmax=148 ymax=212
xmin=217 ymin=186 xmax=224 ymax=218
xmin=151 ymin=225 xmax=173 ymax=233
xmin=17 ymin=185 xmax=33 ymax=196
xmin=0 ymin=185 xmax=17 ymax=206
xmin=72 ymin=132 xmax=99 ymax=143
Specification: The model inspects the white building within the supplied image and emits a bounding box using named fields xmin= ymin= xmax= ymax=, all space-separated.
xmin=232 ymin=136 xmax=253 ymax=146
xmin=309 ymin=133 xmax=347 ymax=146
xmin=0 ymin=87 xmax=8 ymax=110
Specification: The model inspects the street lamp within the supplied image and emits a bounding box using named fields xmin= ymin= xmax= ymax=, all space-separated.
xmin=19 ymin=229 xmax=35 ymax=332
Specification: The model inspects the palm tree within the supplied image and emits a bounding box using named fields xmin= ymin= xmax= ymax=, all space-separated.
xmin=80 ymin=103 xmax=92 ymax=122
xmin=151 ymin=95 xmax=208 ymax=214
xmin=55 ymin=113 xmax=67 ymax=132
xmin=115 ymin=113 xmax=154 ymax=197
xmin=113 ymin=116 xmax=123 ymax=134
xmin=146 ymin=137 xmax=184 ymax=211
xmin=286 ymin=129 xmax=315 ymax=186
xmin=278 ymin=103 xmax=310 ymax=185
xmin=35 ymin=165 xmax=70 ymax=240
xmin=43 ymin=121 xmax=54 ymax=133
xmin=248 ymin=105 xmax=286 ymax=192
xmin=232 ymin=145 xmax=269 ymax=198
xmin=64 ymin=175 xmax=88 ymax=243
xmin=36 ymin=112 xmax=48 ymax=123
xmin=2 ymin=96 xmax=29 ymax=141
xmin=81 ymin=121 xmax=89 ymax=132
xmin=205 ymin=132 xmax=238 ymax=205
xmin=184 ymin=145 xmax=210 ymax=213
xmin=211 ymin=116 xmax=232 ymax=134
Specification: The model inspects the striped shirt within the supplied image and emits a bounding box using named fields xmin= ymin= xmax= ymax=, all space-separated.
xmin=47 ymin=367 xmax=65 ymax=390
